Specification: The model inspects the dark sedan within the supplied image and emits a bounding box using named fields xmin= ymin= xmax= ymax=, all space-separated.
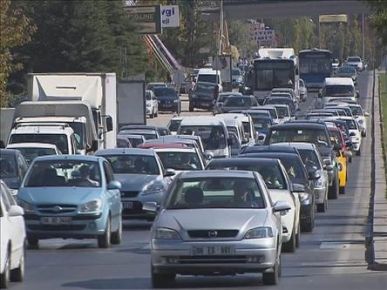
xmin=154 ymin=87 xmax=181 ymax=114
xmin=189 ymin=82 xmax=218 ymax=112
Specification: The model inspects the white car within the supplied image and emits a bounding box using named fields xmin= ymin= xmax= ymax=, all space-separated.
xmin=0 ymin=180 xmax=26 ymax=288
xmin=6 ymin=142 xmax=61 ymax=165
xmin=146 ymin=90 xmax=159 ymax=118
xmin=345 ymin=56 xmax=365 ymax=72
xmin=339 ymin=117 xmax=362 ymax=155
xmin=348 ymin=104 xmax=369 ymax=137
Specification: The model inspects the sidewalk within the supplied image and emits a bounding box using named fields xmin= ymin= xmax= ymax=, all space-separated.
xmin=373 ymin=70 xmax=387 ymax=267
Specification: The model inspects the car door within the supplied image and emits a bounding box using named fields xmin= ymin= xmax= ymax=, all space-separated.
xmin=1 ymin=184 xmax=25 ymax=267
xmin=103 ymin=161 xmax=121 ymax=219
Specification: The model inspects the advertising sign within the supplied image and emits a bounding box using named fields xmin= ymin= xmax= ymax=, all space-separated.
xmin=161 ymin=5 xmax=180 ymax=28
xmin=125 ymin=5 xmax=161 ymax=34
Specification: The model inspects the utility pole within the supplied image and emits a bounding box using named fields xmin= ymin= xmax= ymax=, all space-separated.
xmin=362 ymin=13 xmax=365 ymax=60
xmin=219 ymin=0 xmax=224 ymax=55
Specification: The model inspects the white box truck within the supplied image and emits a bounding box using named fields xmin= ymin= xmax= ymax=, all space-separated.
xmin=13 ymin=73 xmax=117 ymax=152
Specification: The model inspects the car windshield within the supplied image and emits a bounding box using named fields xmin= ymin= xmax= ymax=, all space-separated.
xmin=208 ymin=163 xmax=286 ymax=190
xmin=350 ymin=106 xmax=363 ymax=116
xmin=180 ymin=126 xmax=227 ymax=150
xmin=14 ymin=147 xmax=57 ymax=164
xmin=259 ymin=154 xmax=305 ymax=183
xmin=197 ymin=74 xmax=217 ymax=83
xmin=168 ymin=119 xmax=182 ymax=132
xmin=275 ymin=106 xmax=289 ymax=118
xmin=298 ymin=149 xmax=322 ymax=171
xmin=166 ymin=177 xmax=265 ymax=209
xmin=338 ymin=66 xmax=356 ymax=74
xmin=101 ymin=154 xmax=160 ymax=175
xmin=0 ymin=154 xmax=17 ymax=178
xmin=269 ymin=128 xmax=330 ymax=147
xmin=224 ymin=97 xmax=252 ymax=107
xmin=24 ymin=160 xmax=101 ymax=187
xmin=154 ymin=88 xmax=177 ymax=98
xmin=9 ymin=134 xmax=69 ymax=154
xmin=348 ymin=57 xmax=361 ymax=62
xmin=341 ymin=119 xmax=357 ymax=129
xmin=157 ymin=151 xmax=202 ymax=171
xmin=252 ymin=118 xmax=271 ymax=130
xmin=325 ymin=85 xmax=354 ymax=96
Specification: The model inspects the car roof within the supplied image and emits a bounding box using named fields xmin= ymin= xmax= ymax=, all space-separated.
xmin=95 ymin=148 xmax=156 ymax=156
xmin=120 ymin=125 xmax=158 ymax=131
xmin=240 ymin=144 xmax=299 ymax=154
xmin=208 ymin=157 xmax=280 ymax=167
xmin=117 ymin=134 xmax=144 ymax=139
xmin=153 ymin=147 xmax=196 ymax=153
xmin=198 ymin=68 xmax=219 ymax=75
xmin=216 ymin=113 xmax=246 ymax=121
xmin=271 ymin=122 xmax=326 ymax=130
xmin=179 ymin=170 xmax=255 ymax=179
xmin=139 ymin=143 xmax=189 ymax=149
xmin=324 ymin=77 xmax=354 ymax=86
xmin=119 ymin=129 xmax=157 ymax=134
xmin=179 ymin=116 xmax=225 ymax=126
xmin=272 ymin=142 xmax=317 ymax=151
xmin=6 ymin=143 xmax=58 ymax=149
xmin=33 ymin=155 xmax=102 ymax=162
xmin=147 ymin=137 xmax=197 ymax=145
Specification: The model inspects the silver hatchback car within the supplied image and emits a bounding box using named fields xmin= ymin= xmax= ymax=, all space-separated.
xmin=145 ymin=170 xmax=291 ymax=287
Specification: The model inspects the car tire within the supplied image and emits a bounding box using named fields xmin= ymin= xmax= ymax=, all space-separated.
xmin=317 ymin=200 xmax=327 ymax=213
xmin=189 ymin=104 xmax=194 ymax=112
xmin=262 ymin=252 xmax=280 ymax=285
xmin=155 ymin=110 xmax=158 ymax=117
xmin=151 ymin=266 xmax=175 ymax=288
xmin=27 ymin=237 xmax=39 ymax=249
xmin=295 ymin=222 xmax=301 ymax=248
xmin=111 ymin=217 xmax=122 ymax=245
xmin=356 ymin=149 xmax=361 ymax=156
xmin=328 ymin=176 xmax=339 ymax=199
xmin=283 ymin=228 xmax=296 ymax=253
xmin=0 ymin=248 xmax=10 ymax=289
xmin=10 ymin=246 xmax=24 ymax=282
xmin=98 ymin=216 xmax=111 ymax=248
xmin=362 ymin=131 xmax=366 ymax=137
xmin=301 ymin=216 xmax=314 ymax=233
xmin=150 ymin=110 xmax=154 ymax=119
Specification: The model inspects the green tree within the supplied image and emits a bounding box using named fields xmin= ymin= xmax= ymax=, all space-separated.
xmin=228 ymin=20 xmax=256 ymax=58
xmin=0 ymin=0 xmax=35 ymax=106
xmin=366 ymin=0 xmax=387 ymax=45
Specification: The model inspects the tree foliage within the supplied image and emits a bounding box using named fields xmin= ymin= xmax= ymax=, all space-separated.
xmin=0 ymin=0 xmax=35 ymax=106
xmin=366 ymin=0 xmax=387 ymax=45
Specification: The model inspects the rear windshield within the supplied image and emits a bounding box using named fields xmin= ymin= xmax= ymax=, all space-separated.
xmin=101 ymin=154 xmax=160 ymax=175
xmin=154 ymin=88 xmax=177 ymax=98
xmin=9 ymin=134 xmax=69 ymax=154
xmin=325 ymin=85 xmax=354 ymax=96
xmin=269 ymin=128 xmax=330 ymax=147
xmin=197 ymin=74 xmax=218 ymax=84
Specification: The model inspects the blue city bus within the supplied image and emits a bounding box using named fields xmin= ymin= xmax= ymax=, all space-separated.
xmin=299 ymin=49 xmax=333 ymax=91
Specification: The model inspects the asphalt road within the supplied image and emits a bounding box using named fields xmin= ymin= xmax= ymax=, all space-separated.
xmin=11 ymin=73 xmax=387 ymax=290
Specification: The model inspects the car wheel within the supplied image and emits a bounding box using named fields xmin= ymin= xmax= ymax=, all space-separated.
xmin=356 ymin=149 xmax=361 ymax=156
xmin=0 ymin=248 xmax=10 ymax=288
xmin=328 ymin=176 xmax=339 ymax=199
xmin=295 ymin=222 xmax=301 ymax=248
xmin=151 ymin=266 xmax=175 ymax=288
xmin=10 ymin=246 xmax=24 ymax=282
xmin=111 ymin=217 xmax=122 ymax=245
xmin=189 ymin=104 xmax=194 ymax=112
xmin=317 ymin=200 xmax=327 ymax=213
xmin=262 ymin=252 xmax=280 ymax=285
xmin=27 ymin=236 xmax=39 ymax=249
xmin=98 ymin=216 xmax=111 ymax=248
xmin=361 ymin=131 xmax=366 ymax=137
xmin=150 ymin=110 xmax=154 ymax=119
xmin=155 ymin=110 xmax=158 ymax=117
xmin=283 ymin=227 xmax=296 ymax=253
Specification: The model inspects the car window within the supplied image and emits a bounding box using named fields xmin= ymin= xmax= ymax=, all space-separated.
xmin=102 ymin=154 xmax=160 ymax=175
xmin=157 ymin=151 xmax=203 ymax=171
xmin=0 ymin=154 xmax=17 ymax=178
xmin=103 ymin=161 xmax=114 ymax=184
xmin=166 ymin=177 xmax=265 ymax=209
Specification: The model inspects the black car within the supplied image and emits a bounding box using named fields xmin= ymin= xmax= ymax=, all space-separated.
xmin=239 ymin=146 xmax=316 ymax=232
xmin=154 ymin=87 xmax=181 ymax=114
xmin=264 ymin=121 xmax=340 ymax=199
xmin=264 ymin=97 xmax=298 ymax=117
xmin=189 ymin=82 xmax=218 ymax=112
xmin=0 ymin=149 xmax=29 ymax=192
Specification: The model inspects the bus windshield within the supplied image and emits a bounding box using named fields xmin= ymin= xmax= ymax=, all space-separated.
xmin=254 ymin=61 xmax=295 ymax=90
xmin=299 ymin=51 xmax=332 ymax=75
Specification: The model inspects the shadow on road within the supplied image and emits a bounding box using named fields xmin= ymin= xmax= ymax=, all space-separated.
xmin=62 ymin=278 xmax=150 ymax=289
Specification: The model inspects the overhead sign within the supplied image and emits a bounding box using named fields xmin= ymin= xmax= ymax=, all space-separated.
xmin=125 ymin=5 xmax=161 ymax=34
xmin=319 ymin=14 xmax=348 ymax=23
xmin=161 ymin=5 xmax=180 ymax=28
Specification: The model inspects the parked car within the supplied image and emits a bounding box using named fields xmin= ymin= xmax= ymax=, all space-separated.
xmin=146 ymin=170 xmax=290 ymax=287
xmin=146 ymin=90 xmax=159 ymax=118
xmin=0 ymin=180 xmax=26 ymax=288
xmin=17 ymin=155 xmax=122 ymax=249
xmin=207 ymin=157 xmax=301 ymax=252
xmin=154 ymin=87 xmax=181 ymax=115
xmin=95 ymin=148 xmax=175 ymax=220
xmin=189 ymin=82 xmax=218 ymax=112
xmin=0 ymin=149 xmax=28 ymax=194
xmin=6 ymin=143 xmax=60 ymax=165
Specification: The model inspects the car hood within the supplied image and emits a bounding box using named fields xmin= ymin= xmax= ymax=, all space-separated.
xmin=18 ymin=187 xmax=103 ymax=205
xmin=114 ymin=174 xmax=159 ymax=191
xmin=157 ymin=208 xmax=269 ymax=234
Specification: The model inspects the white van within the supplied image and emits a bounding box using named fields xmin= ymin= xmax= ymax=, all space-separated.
xmin=177 ymin=116 xmax=230 ymax=158
xmin=318 ymin=77 xmax=358 ymax=108
xmin=8 ymin=124 xmax=78 ymax=155
xmin=196 ymin=68 xmax=223 ymax=92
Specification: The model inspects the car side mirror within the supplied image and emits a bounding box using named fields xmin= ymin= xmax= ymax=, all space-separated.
xmin=8 ymin=205 xmax=24 ymax=217
xmin=143 ymin=202 xmax=159 ymax=213
xmin=107 ymin=180 xmax=121 ymax=190
xmin=105 ymin=115 xmax=113 ymax=132
xmin=273 ymin=201 xmax=291 ymax=213
xmin=164 ymin=168 xmax=176 ymax=177
xmin=292 ymin=183 xmax=306 ymax=192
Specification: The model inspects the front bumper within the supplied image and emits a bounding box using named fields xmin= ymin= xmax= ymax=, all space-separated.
xmin=151 ymin=239 xmax=277 ymax=274
xmin=24 ymin=212 xmax=107 ymax=239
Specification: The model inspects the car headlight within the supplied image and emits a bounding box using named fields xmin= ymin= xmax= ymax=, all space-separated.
xmin=315 ymin=177 xmax=325 ymax=188
xmin=358 ymin=119 xmax=363 ymax=124
xmin=154 ymin=228 xmax=181 ymax=240
xmin=298 ymin=192 xmax=310 ymax=203
xmin=80 ymin=199 xmax=102 ymax=213
xmin=141 ymin=183 xmax=165 ymax=196
xmin=18 ymin=199 xmax=34 ymax=213
xmin=244 ymin=227 xmax=274 ymax=239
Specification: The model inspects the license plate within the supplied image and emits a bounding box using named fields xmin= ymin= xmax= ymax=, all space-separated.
xmin=41 ymin=216 xmax=72 ymax=225
xmin=192 ymin=246 xmax=235 ymax=256
xmin=123 ymin=202 xmax=134 ymax=209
